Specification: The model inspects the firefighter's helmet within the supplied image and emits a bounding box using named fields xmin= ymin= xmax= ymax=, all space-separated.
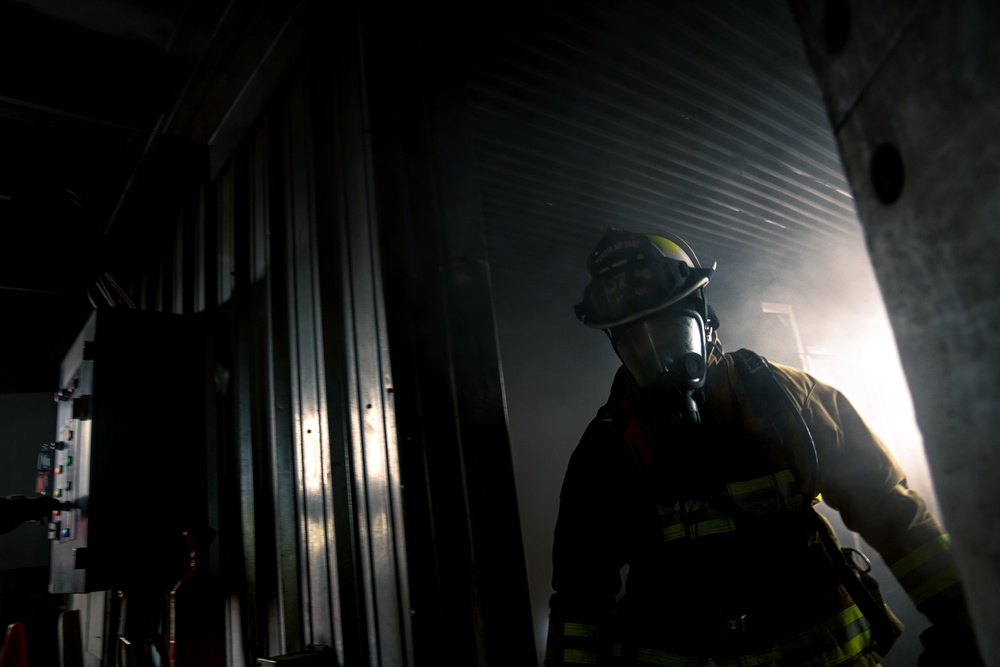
xmin=574 ymin=227 xmax=715 ymax=330
xmin=575 ymin=227 xmax=717 ymax=392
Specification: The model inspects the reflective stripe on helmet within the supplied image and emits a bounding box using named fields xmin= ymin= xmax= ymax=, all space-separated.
xmin=647 ymin=235 xmax=696 ymax=268
xmin=547 ymin=621 xmax=603 ymax=665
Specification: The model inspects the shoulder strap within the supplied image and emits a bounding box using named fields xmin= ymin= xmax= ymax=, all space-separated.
xmin=814 ymin=510 xmax=901 ymax=655
xmin=731 ymin=349 xmax=899 ymax=656
xmin=730 ymin=349 xmax=819 ymax=501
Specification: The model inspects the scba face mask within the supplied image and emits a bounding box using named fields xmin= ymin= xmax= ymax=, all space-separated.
xmin=612 ymin=307 xmax=708 ymax=391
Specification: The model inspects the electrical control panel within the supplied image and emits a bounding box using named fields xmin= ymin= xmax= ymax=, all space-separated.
xmin=43 ymin=308 xmax=210 ymax=594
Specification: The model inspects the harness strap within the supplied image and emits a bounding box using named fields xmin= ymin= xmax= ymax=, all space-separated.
xmin=731 ymin=349 xmax=899 ymax=657
xmin=730 ymin=349 xmax=819 ymax=500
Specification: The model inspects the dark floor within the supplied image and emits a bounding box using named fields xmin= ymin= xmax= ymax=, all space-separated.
xmin=0 ymin=566 xmax=64 ymax=665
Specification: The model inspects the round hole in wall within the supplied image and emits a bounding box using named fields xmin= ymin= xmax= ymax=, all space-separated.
xmin=871 ymin=143 xmax=905 ymax=204
xmin=823 ymin=0 xmax=851 ymax=55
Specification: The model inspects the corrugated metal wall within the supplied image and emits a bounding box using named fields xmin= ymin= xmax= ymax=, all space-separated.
xmin=360 ymin=4 xmax=540 ymax=664
xmin=121 ymin=19 xmax=413 ymax=665
xmin=67 ymin=4 xmax=540 ymax=665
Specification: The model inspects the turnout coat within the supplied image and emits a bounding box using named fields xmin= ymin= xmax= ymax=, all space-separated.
xmin=545 ymin=349 xmax=967 ymax=666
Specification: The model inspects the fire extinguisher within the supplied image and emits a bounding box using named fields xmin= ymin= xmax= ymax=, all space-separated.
xmin=168 ymin=524 xmax=225 ymax=667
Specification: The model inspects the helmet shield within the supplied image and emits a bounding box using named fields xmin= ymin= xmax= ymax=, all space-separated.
xmin=612 ymin=308 xmax=708 ymax=389
xmin=575 ymin=228 xmax=714 ymax=329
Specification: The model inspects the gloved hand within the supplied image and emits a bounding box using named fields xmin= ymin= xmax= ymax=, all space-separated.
xmin=0 ymin=495 xmax=68 ymax=535
xmin=917 ymin=617 xmax=984 ymax=667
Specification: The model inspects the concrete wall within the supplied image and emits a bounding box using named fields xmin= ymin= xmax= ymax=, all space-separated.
xmin=790 ymin=1 xmax=1000 ymax=663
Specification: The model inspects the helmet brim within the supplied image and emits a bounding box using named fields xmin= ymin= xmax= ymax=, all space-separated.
xmin=577 ymin=263 xmax=715 ymax=329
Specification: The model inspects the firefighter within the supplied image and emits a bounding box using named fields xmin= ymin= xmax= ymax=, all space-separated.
xmin=546 ymin=228 xmax=982 ymax=666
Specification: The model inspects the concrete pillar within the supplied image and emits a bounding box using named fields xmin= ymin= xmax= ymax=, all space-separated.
xmin=789 ymin=1 xmax=1000 ymax=663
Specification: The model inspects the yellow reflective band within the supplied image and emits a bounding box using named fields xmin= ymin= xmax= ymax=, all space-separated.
xmin=770 ymin=604 xmax=873 ymax=666
xmin=816 ymin=628 xmax=872 ymax=665
xmin=908 ymin=566 xmax=962 ymax=606
xmin=563 ymin=648 xmax=601 ymax=665
xmin=890 ymin=534 xmax=952 ymax=579
xmin=633 ymin=647 xmax=692 ymax=666
xmin=726 ymin=469 xmax=804 ymax=513
xmin=726 ymin=469 xmax=795 ymax=495
xmin=783 ymin=604 xmax=864 ymax=651
xmin=742 ymin=652 xmax=785 ymax=666
xmin=658 ymin=499 xmax=713 ymax=516
xmin=634 ymin=646 xmax=706 ymax=666
xmin=663 ymin=517 xmax=736 ymax=542
xmin=741 ymin=492 xmax=805 ymax=514
xmin=563 ymin=622 xmax=600 ymax=639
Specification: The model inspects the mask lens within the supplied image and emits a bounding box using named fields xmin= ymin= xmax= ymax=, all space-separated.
xmin=612 ymin=309 xmax=706 ymax=388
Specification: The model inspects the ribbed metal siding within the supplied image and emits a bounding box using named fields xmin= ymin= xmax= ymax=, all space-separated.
xmin=226 ymin=56 xmax=409 ymax=665
xmin=313 ymin=32 xmax=415 ymax=660
xmin=276 ymin=66 xmax=336 ymax=654
xmin=132 ymin=21 xmax=412 ymax=666
xmin=465 ymin=0 xmax=860 ymax=288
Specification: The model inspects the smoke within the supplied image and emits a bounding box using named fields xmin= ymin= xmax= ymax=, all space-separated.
xmin=724 ymin=233 xmax=935 ymax=507
xmin=471 ymin=2 xmax=939 ymax=663
xmin=488 ymin=250 xmax=620 ymax=660
xmin=490 ymin=224 xmax=938 ymax=665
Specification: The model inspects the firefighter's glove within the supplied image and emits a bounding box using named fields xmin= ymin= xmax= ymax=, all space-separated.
xmin=0 ymin=495 xmax=66 ymax=535
xmin=917 ymin=621 xmax=983 ymax=667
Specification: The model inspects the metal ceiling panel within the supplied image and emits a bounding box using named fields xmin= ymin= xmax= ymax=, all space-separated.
xmin=463 ymin=0 xmax=861 ymax=292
